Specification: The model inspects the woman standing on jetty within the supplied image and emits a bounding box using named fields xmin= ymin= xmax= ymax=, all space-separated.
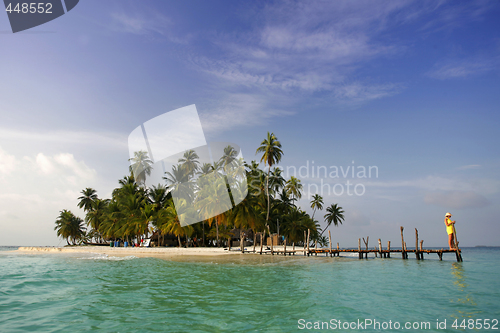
xmin=445 ymin=213 xmax=456 ymax=250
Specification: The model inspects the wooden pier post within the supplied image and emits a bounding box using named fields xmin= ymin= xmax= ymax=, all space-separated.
xmin=337 ymin=242 xmax=340 ymax=257
xmin=267 ymin=225 xmax=273 ymax=255
xmin=419 ymin=240 xmax=424 ymax=260
xmin=400 ymin=227 xmax=406 ymax=259
xmin=387 ymin=241 xmax=391 ymax=258
xmin=363 ymin=237 xmax=369 ymax=258
xmin=358 ymin=238 xmax=362 ymax=259
xmin=241 ymin=230 xmax=244 ymax=253
xmin=378 ymin=239 xmax=382 ymax=258
xmin=253 ymin=233 xmax=256 ymax=253
xmin=307 ymin=229 xmax=311 ymax=257
xmin=415 ymin=228 xmax=419 ymax=260
xmin=328 ymin=230 xmax=332 ymax=257
xmin=260 ymin=232 xmax=263 ymax=255
xmin=453 ymin=229 xmax=463 ymax=262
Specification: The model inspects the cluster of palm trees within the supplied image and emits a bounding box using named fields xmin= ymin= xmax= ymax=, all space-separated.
xmin=54 ymin=132 xmax=345 ymax=247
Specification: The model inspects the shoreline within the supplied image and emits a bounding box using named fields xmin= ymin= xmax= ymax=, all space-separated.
xmin=15 ymin=246 xmax=268 ymax=258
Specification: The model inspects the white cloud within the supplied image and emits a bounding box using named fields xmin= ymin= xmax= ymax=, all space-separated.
xmin=333 ymin=82 xmax=402 ymax=102
xmin=427 ymin=58 xmax=496 ymax=80
xmin=199 ymin=93 xmax=295 ymax=134
xmin=32 ymin=152 xmax=97 ymax=187
xmin=457 ymin=164 xmax=481 ymax=170
xmin=189 ymin=1 xmax=411 ymax=103
xmin=54 ymin=153 xmax=96 ymax=180
xmin=109 ymin=8 xmax=190 ymax=45
xmin=0 ymin=147 xmax=99 ymax=245
xmin=36 ymin=153 xmax=55 ymax=174
xmin=0 ymin=128 xmax=127 ymax=151
xmin=111 ymin=11 xmax=171 ymax=36
xmin=0 ymin=146 xmax=17 ymax=175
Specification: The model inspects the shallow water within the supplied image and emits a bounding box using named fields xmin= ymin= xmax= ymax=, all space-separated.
xmin=1 ymin=247 xmax=499 ymax=332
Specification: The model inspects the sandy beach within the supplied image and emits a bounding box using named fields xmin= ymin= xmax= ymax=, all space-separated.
xmin=17 ymin=246 xmax=290 ymax=257
xmin=16 ymin=246 xmax=253 ymax=257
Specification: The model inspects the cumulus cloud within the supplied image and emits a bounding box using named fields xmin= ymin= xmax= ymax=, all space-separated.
xmin=36 ymin=153 xmax=55 ymax=174
xmin=35 ymin=152 xmax=96 ymax=181
xmin=0 ymin=146 xmax=17 ymax=175
xmin=0 ymin=148 xmax=98 ymax=246
xmin=424 ymin=191 xmax=490 ymax=209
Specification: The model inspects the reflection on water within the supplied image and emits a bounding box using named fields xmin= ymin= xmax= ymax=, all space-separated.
xmin=451 ymin=262 xmax=468 ymax=291
xmin=450 ymin=262 xmax=479 ymax=320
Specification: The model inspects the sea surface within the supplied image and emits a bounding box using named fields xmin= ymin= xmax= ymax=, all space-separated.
xmin=0 ymin=247 xmax=499 ymax=332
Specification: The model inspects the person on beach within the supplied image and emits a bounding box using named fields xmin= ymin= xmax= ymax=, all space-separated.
xmin=444 ymin=212 xmax=456 ymax=250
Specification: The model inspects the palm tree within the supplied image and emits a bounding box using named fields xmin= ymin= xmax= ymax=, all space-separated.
xmin=219 ymin=145 xmax=238 ymax=171
xmin=164 ymin=164 xmax=195 ymax=202
xmin=160 ymin=206 xmax=193 ymax=247
xmin=148 ymin=184 xmax=169 ymax=211
xmin=281 ymin=207 xmax=316 ymax=244
xmin=269 ymin=167 xmax=285 ymax=197
xmin=178 ymin=149 xmax=200 ymax=176
xmin=256 ymin=132 xmax=283 ymax=223
xmin=54 ymin=210 xmax=86 ymax=245
xmin=310 ymin=194 xmax=324 ymax=220
xmin=322 ymin=203 xmax=345 ymax=237
xmin=285 ymin=176 xmax=303 ymax=203
xmin=85 ymin=198 xmax=109 ymax=242
xmin=229 ymin=180 xmax=262 ymax=232
xmin=129 ymin=150 xmax=153 ymax=185
xmin=199 ymin=163 xmax=213 ymax=176
xmin=78 ymin=188 xmax=98 ymax=212
xmin=196 ymin=177 xmax=232 ymax=246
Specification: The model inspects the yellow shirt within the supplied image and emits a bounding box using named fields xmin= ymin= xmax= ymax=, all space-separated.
xmin=445 ymin=218 xmax=454 ymax=235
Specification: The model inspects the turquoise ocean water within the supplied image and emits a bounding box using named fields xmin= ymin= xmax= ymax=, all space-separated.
xmin=1 ymin=247 xmax=499 ymax=332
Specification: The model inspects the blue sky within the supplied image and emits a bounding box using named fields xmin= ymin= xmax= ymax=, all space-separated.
xmin=0 ymin=0 xmax=499 ymax=247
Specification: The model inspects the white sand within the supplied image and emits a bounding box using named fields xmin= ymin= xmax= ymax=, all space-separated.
xmin=16 ymin=246 xmax=244 ymax=257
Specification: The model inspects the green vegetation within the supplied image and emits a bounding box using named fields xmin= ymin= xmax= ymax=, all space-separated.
xmin=54 ymin=209 xmax=86 ymax=245
xmin=54 ymin=132 xmax=345 ymax=247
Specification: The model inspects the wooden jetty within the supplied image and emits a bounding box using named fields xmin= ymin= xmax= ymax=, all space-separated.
xmin=248 ymin=226 xmax=463 ymax=262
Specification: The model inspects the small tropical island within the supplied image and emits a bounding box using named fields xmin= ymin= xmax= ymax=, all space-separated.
xmin=52 ymin=132 xmax=345 ymax=252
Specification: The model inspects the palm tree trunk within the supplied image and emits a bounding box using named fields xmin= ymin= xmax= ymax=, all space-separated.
xmin=202 ymin=221 xmax=205 ymax=246
xmin=178 ymin=234 xmax=181 ymax=248
xmin=266 ymin=166 xmax=270 ymax=222
xmin=216 ymin=221 xmax=219 ymax=247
